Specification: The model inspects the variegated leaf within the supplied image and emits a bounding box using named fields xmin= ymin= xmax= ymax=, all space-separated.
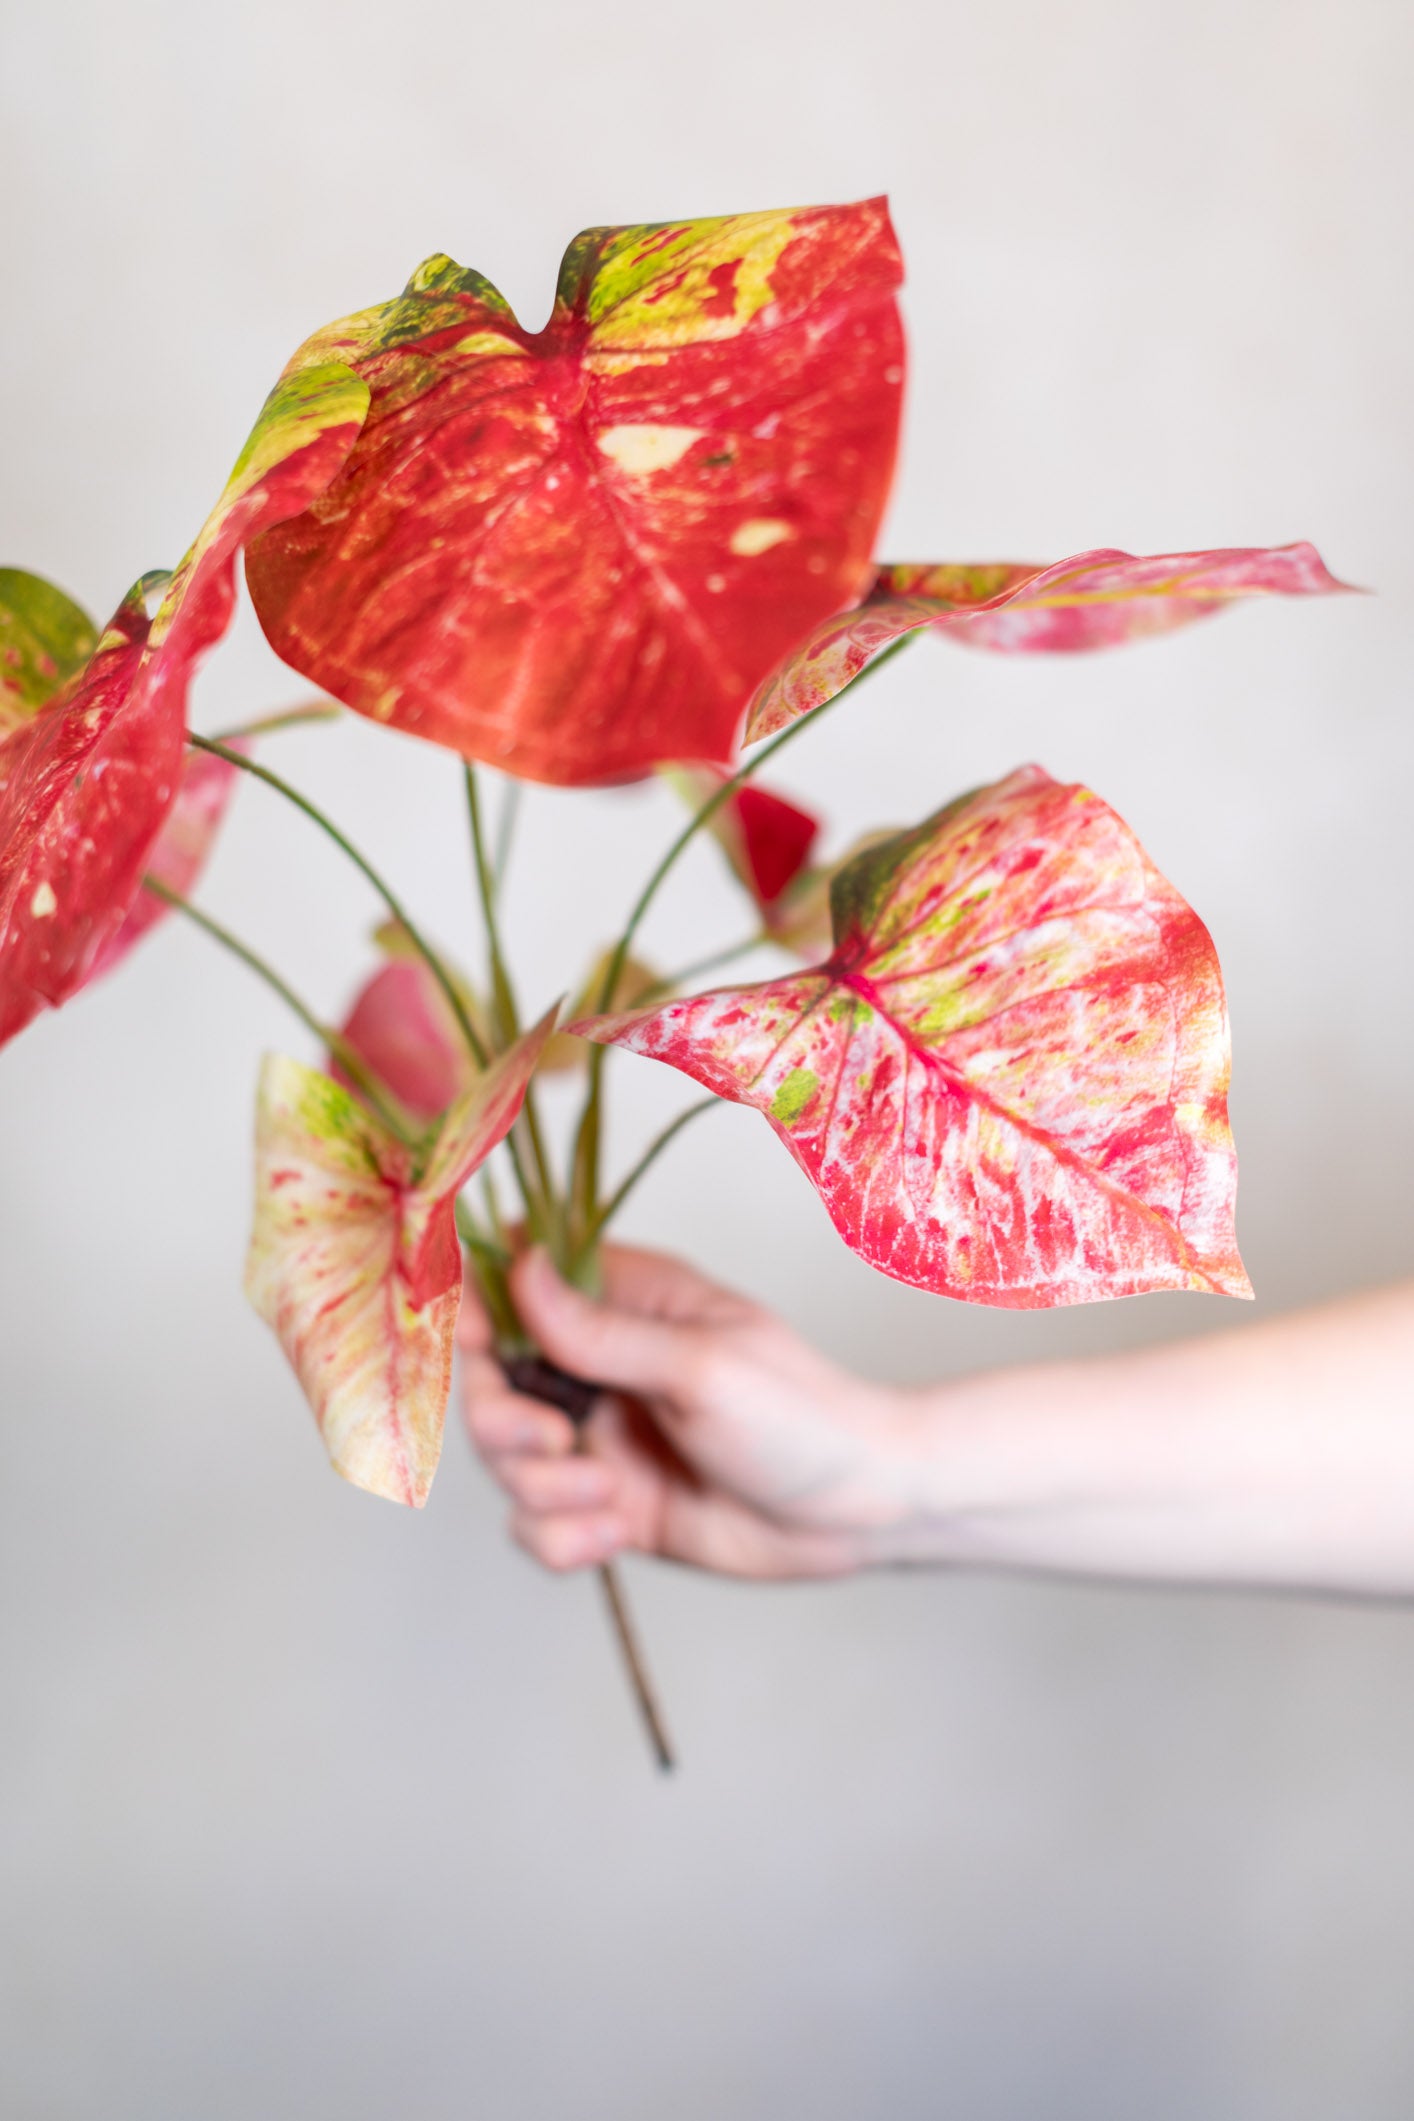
xmin=572 ymin=766 xmax=1250 ymax=1309
xmin=745 ymin=542 xmax=1351 ymax=741
xmin=0 ymin=365 xmax=368 ymax=1048
xmin=246 ymin=200 xmax=904 ymax=785
xmin=246 ymin=1007 xmax=556 ymax=1506
xmin=0 ymin=569 xmax=97 ymax=734
xmin=767 ymin=827 xmax=901 ymax=962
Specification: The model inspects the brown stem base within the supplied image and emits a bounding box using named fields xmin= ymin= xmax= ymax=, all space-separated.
xmin=500 ymin=1353 xmax=676 ymax=1773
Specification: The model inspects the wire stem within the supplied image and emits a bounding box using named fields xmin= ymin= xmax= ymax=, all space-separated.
xmin=597 ymin=1560 xmax=674 ymax=1772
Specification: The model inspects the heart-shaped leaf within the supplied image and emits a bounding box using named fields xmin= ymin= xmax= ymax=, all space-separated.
xmin=246 ymin=1007 xmax=557 ymax=1506
xmin=0 ymin=364 xmax=368 ymax=1047
xmin=245 ymin=199 xmax=904 ymax=786
xmin=572 ymin=766 xmax=1250 ymax=1308
xmin=0 ymin=569 xmax=97 ymax=734
xmin=745 ymin=542 xmax=1351 ymax=741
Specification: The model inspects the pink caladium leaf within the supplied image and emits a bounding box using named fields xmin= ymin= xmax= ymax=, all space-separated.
xmin=333 ymin=949 xmax=478 ymax=1123
xmin=572 ymin=766 xmax=1250 ymax=1309
xmin=245 ymin=200 xmax=904 ymax=786
xmin=0 ymin=365 xmax=369 ymax=1048
xmin=745 ymin=542 xmax=1352 ymax=742
xmin=662 ymin=765 xmax=820 ymax=923
xmin=246 ymin=1006 xmax=558 ymax=1507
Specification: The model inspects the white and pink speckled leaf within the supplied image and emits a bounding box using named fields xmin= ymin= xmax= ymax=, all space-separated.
xmin=745 ymin=542 xmax=1351 ymax=741
xmin=572 ymin=767 xmax=1250 ymax=1309
xmin=245 ymin=1007 xmax=556 ymax=1506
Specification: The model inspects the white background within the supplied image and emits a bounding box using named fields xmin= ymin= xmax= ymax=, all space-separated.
xmin=2 ymin=2 xmax=1412 ymax=2115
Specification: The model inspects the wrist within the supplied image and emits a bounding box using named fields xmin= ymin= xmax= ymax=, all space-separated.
xmin=849 ymin=1359 xmax=1098 ymax=1570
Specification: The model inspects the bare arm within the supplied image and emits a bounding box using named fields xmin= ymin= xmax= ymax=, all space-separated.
xmin=461 ymin=1249 xmax=1414 ymax=1597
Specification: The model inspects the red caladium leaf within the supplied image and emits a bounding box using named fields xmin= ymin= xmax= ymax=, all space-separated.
xmin=246 ymin=1008 xmax=557 ymax=1507
xmin=745 ymin=542 xmax=1351 ymax=742
xmin=662 ymin=765 xmax=820 ymax=921
xmin=0 ymin=365 xmax=368 ymax=1048
xmin=245 ymin=200 xmax=905 ymax=786
xmin=0 ymin=568 xmax=97 ymax=735
xmin=572 ymin=766 xmax=1250 ymax=1308
xmin=89 ymin=740 xmax=247 ymax=982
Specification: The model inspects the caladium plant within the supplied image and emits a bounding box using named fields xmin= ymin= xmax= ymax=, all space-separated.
xmin=0 ymin=198 xmax=1351 ymax=1767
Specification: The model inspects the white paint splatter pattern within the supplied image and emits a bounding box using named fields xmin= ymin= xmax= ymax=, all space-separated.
xmin=572 ymin=768 xmax=1250 ymax=1309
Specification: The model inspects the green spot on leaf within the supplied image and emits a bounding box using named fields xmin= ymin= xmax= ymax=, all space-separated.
xmin=771 ymin=1067 xmax=819 ymax=1126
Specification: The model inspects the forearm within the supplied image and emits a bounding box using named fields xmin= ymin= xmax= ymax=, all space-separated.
xmin=869 ymin=1281 xmax=1414 ymax=1595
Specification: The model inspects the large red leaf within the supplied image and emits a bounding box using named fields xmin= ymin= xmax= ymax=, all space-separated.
xmin=572 ymin=766 xmax=1250 ymax=1308
xmin=745 ymin=542 xmax=1351 ymax=741
xmin=245 ymin=1008 xmax=556 ymax=1506
xmin=0 ymin=365 xmax=368 ymax=1048
xmin=245 ymin=200 xmax=905 ymax=786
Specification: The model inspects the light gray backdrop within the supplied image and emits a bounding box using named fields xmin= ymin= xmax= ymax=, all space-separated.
xmin=3 ymin=2 xmax=1412 ymax=2116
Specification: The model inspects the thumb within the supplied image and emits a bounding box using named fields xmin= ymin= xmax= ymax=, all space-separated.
xmin=511 ymin=1248 xmax=690 ymax=1397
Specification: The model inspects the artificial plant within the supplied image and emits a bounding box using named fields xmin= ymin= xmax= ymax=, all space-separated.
xmin=0 ymin=198 xmax=1348 ymax=1767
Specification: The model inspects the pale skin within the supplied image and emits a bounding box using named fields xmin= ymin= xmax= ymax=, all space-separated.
xmin=459 ymin=1248 xmax=1414 ymax=1599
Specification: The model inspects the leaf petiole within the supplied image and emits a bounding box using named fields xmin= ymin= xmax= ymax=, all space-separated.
xmin=463 ymin=762 xmax=561 ymax=1253
xmin=206 ymin=699 xmax=342 ymax=744
xmin=572 ymin=1097 xmax=718 ymax=1269
xmin=569 ymin=631 xmax=917 ymax=1255
xmin=190 ymin=733 xmax=490 ymax=1070
xmin=144 ymin=877 xmax=417 ymax=1144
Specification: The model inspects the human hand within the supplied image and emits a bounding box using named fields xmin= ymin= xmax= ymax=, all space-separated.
xmin=458 ymin=1244 xmax=912 ymax=1580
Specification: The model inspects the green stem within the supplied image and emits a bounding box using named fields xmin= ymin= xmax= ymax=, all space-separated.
xmin=463 ymin=763 xmax=560 ymax=1252
xmin=207 ymin=699 xmax=342 ymax=744
xmin=573 ymin=1098 xmax=718 ymax=1267
xmin=640 ymin=932 xmax=766 ymax=1006
xmin=592 ymin=635 xmax=915 ymax=1019
xmin=455 ymin=1199 xmax=522 ymax=1348
xmin=189 ymin=733 xmax=489 ymax=1071
xmin=464 ymin=764 xmax=519 ymax=1045
xmin=145 ymin=878 xmax=415 ymax=1144
xmin=493 ymin=780 xmax=522 ymax=890
xmin=570 ymin=633 xmax=917 ymax=1247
